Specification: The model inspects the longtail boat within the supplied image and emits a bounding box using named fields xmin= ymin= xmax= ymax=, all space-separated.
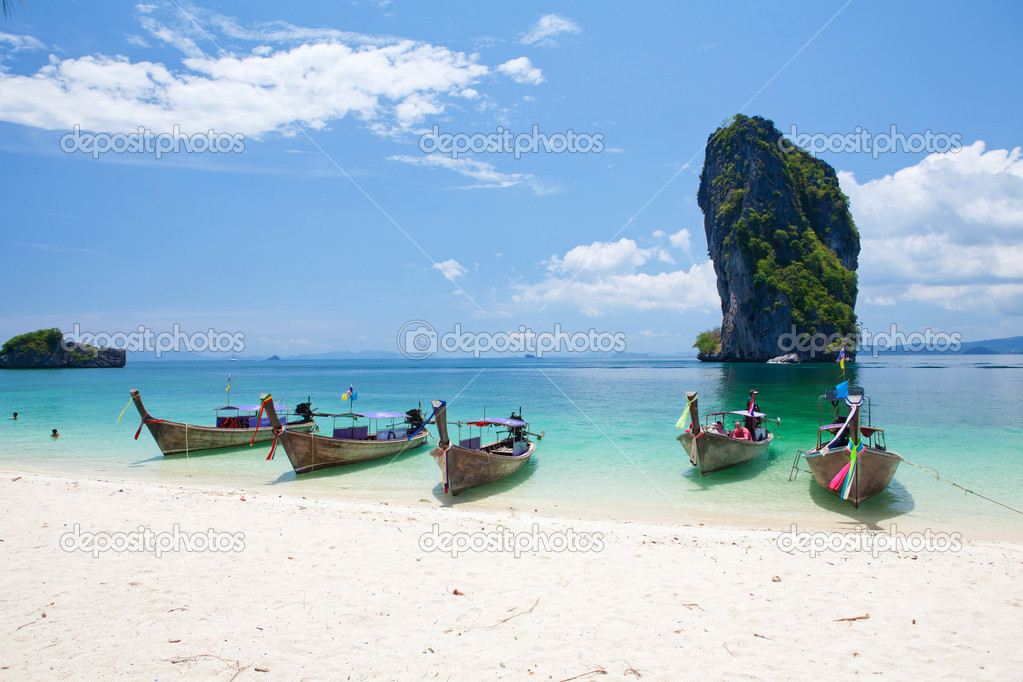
xmin=262 ymin=396 xmax=430 ymax=474
xmin=798 ymin=384 xmax=902 ymax=508
xmin=128 ymin=388 xmax=316 ymax=456
xmin=428 ymin=400 xmax=540 ymax=496
xmin=676 ymin=390 xmax=775 ymax=476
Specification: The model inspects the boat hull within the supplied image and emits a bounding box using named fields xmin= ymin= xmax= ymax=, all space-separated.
xmin=430 ymin=440 xmax=534 ymax=495
xmin=145 ymin=419 xmax=316 ymax=456
xmin=803 ymin=446 xmax=902 ymax=506
xmin=677 ymin=431 xmax=772 ymax=476
xmin=279 ymin=430 xmax=430 ymax=474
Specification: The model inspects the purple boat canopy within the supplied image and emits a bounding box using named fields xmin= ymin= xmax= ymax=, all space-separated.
xmin=214 ymin=403 xmax=289 ymax=412
xmin=321 ymin=410 xmax=408 ymax=420
xmin=355 ymin=410 xmax=408 ymax=420
xmin=726 ymin=410 xmax=766 ymax=418
xmin=467 ymin=417 xmax=527 ymax=427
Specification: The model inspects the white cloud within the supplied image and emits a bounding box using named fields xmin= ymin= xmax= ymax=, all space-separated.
xmin=433 ymin=259 xmax=467 ymax=281
xmin=668 ymin=228 xmax=692 ymax=255
xmin=389 ymin=154 xmax=554 ymax=194
xmin=840 ymin=142 xmax=1023 ymax=312
xmin=514 ymin=238 xmax=718 ymax=315
xmin=0 ymin=31 xmax=46 ymax=52
xmin=521 ymin=14 xmax=581 ymax=46
xmin=497 ymin=57 xmax=544 ymax=85
xmin=0 ymin=9 xmax=490 ymax=136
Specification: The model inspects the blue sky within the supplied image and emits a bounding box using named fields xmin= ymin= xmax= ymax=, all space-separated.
xmin=1 ymin=1 xmax=1022 ymax=358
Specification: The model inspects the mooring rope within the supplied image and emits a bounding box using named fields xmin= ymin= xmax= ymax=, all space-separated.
xmin=898 ymin=455 xmax=1023 ymax=516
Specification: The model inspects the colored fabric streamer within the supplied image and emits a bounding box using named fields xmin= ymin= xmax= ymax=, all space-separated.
xmin=829 ymin=462 xmax=851 ymax=490
xmin=266 ymin=427 xmax=284 ymax=461
xmin=837 ymin=347 xmax=846 ymax=370
xmin=824 ymin=402 xmax=858 ymax=450
xmin=226 ymin=373 xmax=231 ymax=392
xmin=342 ymin=382 xmax=356 ymax=401
xmin=840 ymin=441 xmax=863 ymax=500
xmin=249 ymin=395 xmax=271 ymax=445
xmin=675 ymin=396 xmax=697 ymax=429
xmin=116 ymin=397 xmax=133 ymax=423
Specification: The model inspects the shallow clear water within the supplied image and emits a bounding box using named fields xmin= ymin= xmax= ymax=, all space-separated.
xmin=1 ymin=356 xmax=1020 ymax=536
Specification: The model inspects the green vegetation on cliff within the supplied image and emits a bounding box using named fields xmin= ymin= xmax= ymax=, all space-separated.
xmin=693 ymin=328 xmax=722 ymax=356
xmin=1 ymin=328 xmax=65 ymax=356
xmin=701 ymin=114 xmax=858 ymax=343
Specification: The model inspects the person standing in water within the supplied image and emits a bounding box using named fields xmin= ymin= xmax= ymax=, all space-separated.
xmin=10 ymin=412 xmax=17 ymax=420
xmin=51 ymin=428 xmax=60 ymax=438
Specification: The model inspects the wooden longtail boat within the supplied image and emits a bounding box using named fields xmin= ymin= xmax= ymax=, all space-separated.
xmin=262 ymin=396 xmax=430 ymax=474
xmin=129 ymin=388 xmax=316 ymax=456
xmin=428 ymin=400 xmax=538 ymax=496
xmin=800 ymin=385 xmax=902 ymax=508
xmin=676 ymin=390 xmax=775 ymax=476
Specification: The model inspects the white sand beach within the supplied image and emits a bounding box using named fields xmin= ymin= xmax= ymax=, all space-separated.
xmin=1 ymin=470 xmax=1020 ymax=680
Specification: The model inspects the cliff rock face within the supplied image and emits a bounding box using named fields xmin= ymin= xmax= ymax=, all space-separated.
xmin=0 ymin=328 xmax=126 ymax=369
xmin=697 ymin=115 xmax=859 ymax=362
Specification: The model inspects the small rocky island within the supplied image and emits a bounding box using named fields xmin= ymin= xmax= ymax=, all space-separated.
xmin=695 ymin=115 xmax=859 ymax=363
xmin=0 ymin=328 xmax=126 ymax=369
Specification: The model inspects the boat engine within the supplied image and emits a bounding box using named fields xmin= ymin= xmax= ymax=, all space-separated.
xmin=405 ymin=407 xmax=424 ymax=432
xmin=508 ymin=412 xmax=525 ymax=440
xmin=295 ymin=401 xmax=315 ymax=420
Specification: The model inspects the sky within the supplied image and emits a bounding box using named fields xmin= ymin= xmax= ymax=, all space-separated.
xmin=1 ymin=1 xmax=1022 ymax=359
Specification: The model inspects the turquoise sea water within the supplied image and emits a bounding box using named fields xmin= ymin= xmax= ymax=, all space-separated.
xmin=1 ymin=356 xmax=1020 ymax=537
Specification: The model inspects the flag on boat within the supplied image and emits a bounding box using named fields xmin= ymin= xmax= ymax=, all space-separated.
xmin=342 ymin=383 xmax=357 ymax=401
xmin=837 ymin=347 xmax=846 ymax=370
xmin=746 ymin=394 xmax=756 ymax=417
xmin=834 ymin=380 xmax=849 ymax=399
xmin=226 ymin=373 xmax=232 ymax=392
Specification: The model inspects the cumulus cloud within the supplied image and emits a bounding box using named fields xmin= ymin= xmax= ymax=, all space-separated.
xmin=497 ymin=57 xmax=544 ymax=85
xmin=521 ymin=14 xmax=581 ymax=46
xmin=0 ymin=5 xmax=491 ymax=136
xmin=433 ymin=259 xmax=467 ymax=281
xmin=840 ymin=141 xmax=1023 ymax=312
xmin=514 ymin=238 xmax=718 ymax=315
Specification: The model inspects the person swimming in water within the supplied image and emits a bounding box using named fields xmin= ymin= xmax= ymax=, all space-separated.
xmin=51 ymin=428 xmax=60 ymax=438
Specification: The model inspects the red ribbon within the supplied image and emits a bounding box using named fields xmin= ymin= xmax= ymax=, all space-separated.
xmin=249 ymin=396 xmax=271 ymax=446
xmin=265 ymin=428 xmax=282 ymax=461
xmin=134 ymin=415 xmax=163 ymax=440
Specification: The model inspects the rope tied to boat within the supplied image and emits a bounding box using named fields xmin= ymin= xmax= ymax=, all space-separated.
xmin=897 ymin=455 xmax=1023 ymax=516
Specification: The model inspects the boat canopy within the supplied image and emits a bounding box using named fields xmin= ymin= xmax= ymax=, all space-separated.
xmin=321 ymin=410 xmax=408 ymax=420
xmin=214 ymin=403 xmax=288 ymax=412
xmin=355 ymin=410 xmax=408 ymax=420
xmin=467 ymin=417 xmax=527 ymax=427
